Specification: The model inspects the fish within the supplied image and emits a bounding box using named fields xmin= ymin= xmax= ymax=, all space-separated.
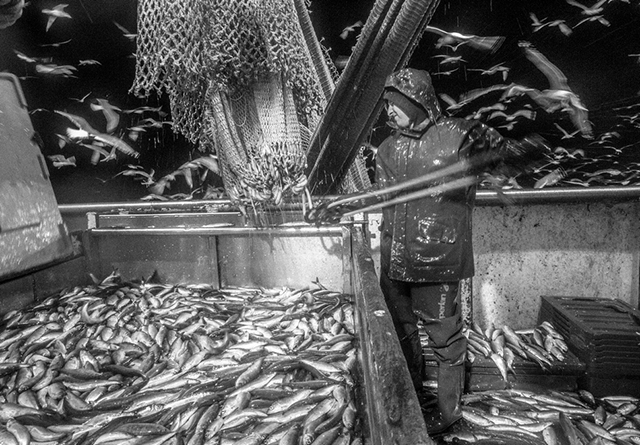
xmin=577 ymin=419 xmax=615 ymax=442
xmin=542 ymin=424 xmax=560 ymax=445
xmin=267 ymin=389 xmax=315 ymax=414
xmin=485 ymin=424 xmax=542 ymax=438
xmin=503 ymin=347 xmax=516 ymax=375
xmin=490 ymin=353 xmax=509 ymax=383
xmin=521 ymin=343 xmax=553 ymax=369
xmin=491 ymin=334 xmax=505 ymax=357
xmin=461 ymin=408 xmax=493 ymax=427
xmin=0 ymin=429 xmax=18 ymax=445
xmin=5 ymin=419 xmax=30 ymax=445
xmin=24 ymin=424 xmax=67 ymax=441
xmin=466 ymin=333 xmax=492 ymax=358
xmin=0 ymin=403 xmax=47 ymax=422
xmin=279 ymin=423 xmax=301 ymax=445
xmin=0 ymin=281 xmax=368 ymax=445
xmin=308 ymin=426 xmax=340 ymax=445
xmin=114 ymin=422 xmax=171 ymax=436
xmin=235 ymin=357 xmax=265 ymax=388
xmin=184 ymin=402 xmax=219 ymax=445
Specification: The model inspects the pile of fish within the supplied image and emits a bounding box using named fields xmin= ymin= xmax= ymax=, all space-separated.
xmin=0 ymin=274 xmax=363 ymax=445
xmin=444 ymin=388 xmax=640 ymax=445
xmin=463 ymin=322 xmax=571 ymax=383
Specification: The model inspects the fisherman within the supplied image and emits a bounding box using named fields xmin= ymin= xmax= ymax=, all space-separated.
xmin=307 ymin=67 xmax=549 ymax=435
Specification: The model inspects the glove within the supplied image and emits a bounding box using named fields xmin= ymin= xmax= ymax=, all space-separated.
xmin=509 ymin=134 xmax=552 ymax=163
xmin=304 ymin=197 xmax=363 ymax=226
xmin=491 ymin=133 xmax=553 ymax=177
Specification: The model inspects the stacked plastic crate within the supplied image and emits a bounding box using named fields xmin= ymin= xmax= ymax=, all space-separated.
xmin=539 ymin=296 xmax=640 ymax=397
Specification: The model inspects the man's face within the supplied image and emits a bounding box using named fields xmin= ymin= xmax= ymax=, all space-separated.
xmin=386 ymin=102 xmax=412 ymax=129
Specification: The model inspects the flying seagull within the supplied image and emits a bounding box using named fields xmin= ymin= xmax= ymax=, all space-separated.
xmin=424 ymin=26 xmax=505 ymax=53
xmin=518 ymin=41 xmax=593 ymax=138
xmin=42 ymin=4 xmax=71 ymax=32
xmin=55 ymin=110 xmax=139 ymax=159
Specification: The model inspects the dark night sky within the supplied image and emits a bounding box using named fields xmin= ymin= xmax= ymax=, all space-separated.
xmin=310 ymin=0 xmax=640 ymax=106
xmin=1 ymin=0 xmax=639 ymax=201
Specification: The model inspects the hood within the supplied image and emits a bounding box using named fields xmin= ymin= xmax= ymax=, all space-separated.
xmin=384 ymin=68 xmax=442 ymax=122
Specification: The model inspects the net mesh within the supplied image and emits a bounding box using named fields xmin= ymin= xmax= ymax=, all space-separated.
xmin=131 ymin=0 xmax=325 ymax=205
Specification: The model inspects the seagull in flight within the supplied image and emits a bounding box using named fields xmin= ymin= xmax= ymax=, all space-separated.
xmin=339 ymin=21 xmax=363 ymax=40
xmin=565 ymin=0 xmax=607 ymax=16
xmin=90 ymin=98 xmax=121 ymax=133
xmin=55 ymin=110 xmax=139 ymax=159
xmin=518 ymin=41 xmax=593 ymax=138
xmin=530 ymin=14 xmax=573 ymax=36
xmin=468 ymin=63 xmax=510 ymax=82
xmin=42 ymin=4 xmax=71 ymax=32
xmin=113 ymin=21 xmax=136 ymax=41
xmin=554 ymin=123 xmax=581 ymax=139
xmin=48 ymin=154 xmax=76 ymax=168
xmin=424 ymin=26 xmax=505 ymax=53
xmin=574 ymin=14 xmax=610 ymax=28
xmin=432 ymin=55 xmax=467 ymax=65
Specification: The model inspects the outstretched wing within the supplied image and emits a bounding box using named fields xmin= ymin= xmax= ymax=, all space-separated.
xmin=55 ymin=110 xmax=98 ymax=133
xmin=520 ymin=42 xmax=570 ymax=91
xmin=446 ymin=84 xmax=513 ymax=117
xmin=93 ymin=133 xmax=139 ymax=158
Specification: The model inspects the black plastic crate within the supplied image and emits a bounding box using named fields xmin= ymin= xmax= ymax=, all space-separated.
xmin=539 ymin=296 xmax=640 ymax=397
xmin=539 ymin=296 xmax=640 ymax=374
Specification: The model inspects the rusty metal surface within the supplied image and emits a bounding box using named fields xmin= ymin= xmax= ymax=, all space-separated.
xmin=0 ymin=73 xmax=73 ymax=281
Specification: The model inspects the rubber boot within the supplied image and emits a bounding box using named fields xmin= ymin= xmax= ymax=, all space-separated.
xmin=424 ymin=363 xmax=465 ymax=435
xmin=418 ymin=314 xmax=467 ymax=435
xmin=398 ymin=329 xmax=426 ymax=395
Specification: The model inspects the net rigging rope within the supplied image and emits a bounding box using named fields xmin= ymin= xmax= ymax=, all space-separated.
xmin=131 ymin=0 xmax=326 ymax=206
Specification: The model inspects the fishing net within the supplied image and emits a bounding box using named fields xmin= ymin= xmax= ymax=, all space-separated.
xmin=131 ymin=0 xmax=326 ymax=206
xmin=205 ymin=74 xmax=309 ymax=204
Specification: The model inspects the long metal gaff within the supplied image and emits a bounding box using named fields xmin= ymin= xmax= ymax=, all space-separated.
xmin=327 ymin=150 xmax=502 ymax=210
xmin=327 ymin=159 xmax=471 ymax=209
xmin=342 ymin=176 xmax=479 ymax=216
